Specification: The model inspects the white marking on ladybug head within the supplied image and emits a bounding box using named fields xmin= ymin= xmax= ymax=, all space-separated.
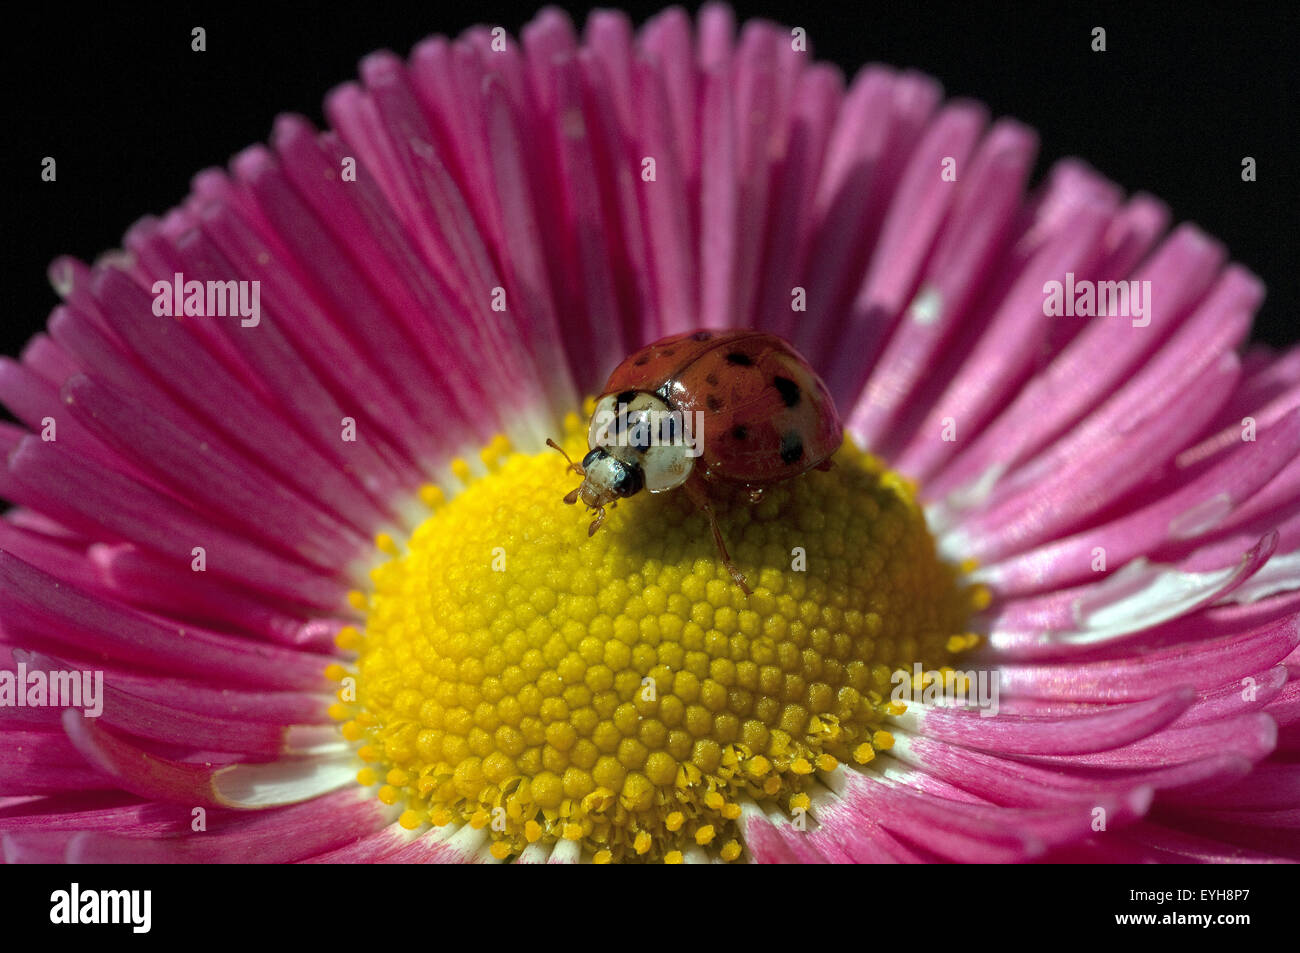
xmin=639 ymin=442 xmax=693 ymax=493
xmin=588 ymin=394 xmax=620 ymax=450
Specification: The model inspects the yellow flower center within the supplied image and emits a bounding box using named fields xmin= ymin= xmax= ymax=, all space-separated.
xmin=331 ymin=406 xmax=985 ymax=862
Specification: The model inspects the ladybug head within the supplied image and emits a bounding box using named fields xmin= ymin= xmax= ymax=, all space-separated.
xmin=545 ymin=439 xmax=647 ymax=537
xmin=576 ymin=447 xmax=644 ymax=507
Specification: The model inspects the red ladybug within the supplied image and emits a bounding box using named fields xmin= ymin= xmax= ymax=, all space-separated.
xmin=549 ymin=329 xmax=842 ymax=593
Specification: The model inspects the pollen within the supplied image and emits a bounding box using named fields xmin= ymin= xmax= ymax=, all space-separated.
xmin=337 ymin=410 xmax=981 ymax=862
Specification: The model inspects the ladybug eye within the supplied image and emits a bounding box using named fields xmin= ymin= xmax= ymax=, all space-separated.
xmin=581 ymin=448 xmax=605 ymax=470
xmin=611 ymin=461 xmax=644 ymax=497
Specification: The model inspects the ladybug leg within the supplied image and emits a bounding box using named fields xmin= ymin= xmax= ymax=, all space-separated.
xmin=547 ymin=438 xmax=585 ymax=476
xmin=588 ymin=506 xmax=607 ymax=537
xmin=684 ymin=481 xmax=752 ymax=595
xmin=562 ymin=486 xmax=582 ymax=505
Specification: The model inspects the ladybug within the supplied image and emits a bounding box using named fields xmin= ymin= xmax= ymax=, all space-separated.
xmin=548 ymin=329 xmax=842 ymax=593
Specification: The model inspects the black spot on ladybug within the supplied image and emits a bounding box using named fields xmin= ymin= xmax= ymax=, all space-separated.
xmin=633 ymin=355 xmax=650 ymax=366
xmin=661 ymin=348 xmax=676 ymax=357
xmin=691 ymin=331 xmax=713 ymax=341
xmin=725 ymin=351 xmax=754 ymax=366
xmin=706 ymin=395 xmax=724 ymax=411
xmin=779 ymin=431 xmax=804 ymax=464
xmin=705 ymin=372 xmax=719 ymax=386
xmin=627 ymin=419 xmax=653 ymax=452
xmin=616 ymin=390 xmax=637 ymax=407
xmin=732 ymin=425 xmax=749 ymax=441
xmin=772 ymin=376 xmax=801 ymax=408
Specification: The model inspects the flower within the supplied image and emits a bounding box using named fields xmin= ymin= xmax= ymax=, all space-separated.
xmin=2 ymin=4 xmax=1297 ymax=864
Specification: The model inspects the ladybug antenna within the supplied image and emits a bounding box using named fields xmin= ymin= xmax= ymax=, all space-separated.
xmin=547 ymin=438 xmax=584 ymax=476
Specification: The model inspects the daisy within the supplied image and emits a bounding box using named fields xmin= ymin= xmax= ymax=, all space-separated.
xmin=2 ymin=4 xmax=1297 ymax=864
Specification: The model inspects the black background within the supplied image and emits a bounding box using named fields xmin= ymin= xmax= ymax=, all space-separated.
xmin=0 ymin=864 xmax=1287 ymax=935
xmin=2 ymin=1 xmax=1295 ymax=359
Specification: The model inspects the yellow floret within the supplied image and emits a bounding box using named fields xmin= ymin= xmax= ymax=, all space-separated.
xmin=343 ymin=414 xmax=978 ymax=862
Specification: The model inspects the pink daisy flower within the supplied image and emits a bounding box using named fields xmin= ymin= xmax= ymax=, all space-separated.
xmin=2 ymin=4 xmax=1297 ymax=865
